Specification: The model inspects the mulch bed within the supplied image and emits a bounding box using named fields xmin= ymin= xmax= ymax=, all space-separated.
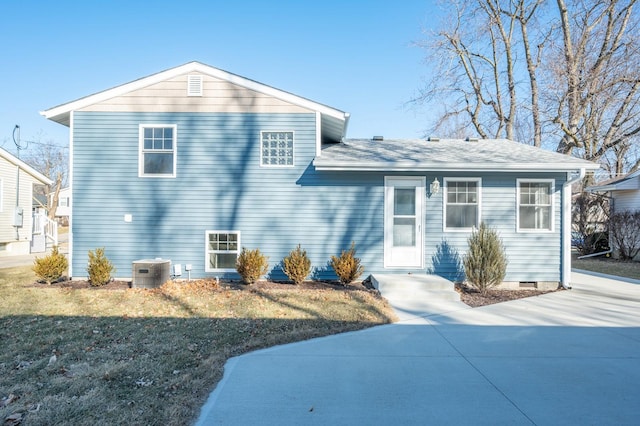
xmin=28 ymin=278 xmax=559 ymax=308
xmin=455 ymin=283 xmax=559 ymax=307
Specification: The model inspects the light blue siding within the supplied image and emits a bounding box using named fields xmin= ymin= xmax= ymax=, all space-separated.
xmin=72 ymin=111 xmax=567 ymax=283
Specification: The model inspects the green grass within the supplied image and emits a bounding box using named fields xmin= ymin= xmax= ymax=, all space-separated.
xmin=573 ymin=254 xmax=640 ymax=280
xmin=0 ymin=268 xmax=396 ymax=425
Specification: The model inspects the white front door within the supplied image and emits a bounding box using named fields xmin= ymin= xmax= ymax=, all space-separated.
xmin=384 ymin=177 xmax=425 ymax=268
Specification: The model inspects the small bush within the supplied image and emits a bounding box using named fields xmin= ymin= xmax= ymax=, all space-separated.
xmin=283 ymin=244 xmax=312 ymax=285
xmin=236 ymin=247 xmax=269 ymax=284
xmin=33 ymin=246 xmax=68 ymax=285
xmin=610 ymin=210 xmax=640 ymax=260
xmin=463 ymin=223 xmax=507 ymax=295
xmin=330 ymin=242 xmax=364 ymax=285
xmin=87 ymin=247 xmax=115 ymax=287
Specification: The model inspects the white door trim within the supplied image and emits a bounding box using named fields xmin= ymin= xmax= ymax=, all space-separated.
xmin=384 ymin=176 xmax=425 ymax=269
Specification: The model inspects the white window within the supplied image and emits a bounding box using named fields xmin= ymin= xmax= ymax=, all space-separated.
xmin=205 ymin=231 xmax=240 ymax=272
xmin=139 ymin=125 xmax=177 ymax=177
xmin=261 ymin=131 xmax=294 ymax=166
xmin=518 ymin=179 xmax=554 ymax=231
xmin=187 ymin=75 xmax=203 ymax=96
xmin=444 ymin=178 xmax=481 ymax=230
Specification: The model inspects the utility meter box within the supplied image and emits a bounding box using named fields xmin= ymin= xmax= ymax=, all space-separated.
xmin=132 ymin=259 xmax=170 ymax=289
xmin=13 ymin=207 xmax=23 ymax=227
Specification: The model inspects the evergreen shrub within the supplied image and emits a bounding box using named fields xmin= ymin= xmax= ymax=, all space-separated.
xmin=236 ymin=247 xmax=269 ymax=284
xmin=330 ymin=242 xmax=364 ymax=285
xmin=283 ymin=244 xmax=311 ymax=285
xmin=33 ymin=246 xmax=68 ymax=285
xmin=87 ymin=247 xmax=115 ymax=287
xmin=463 ymin=222 xmax=508 ymax=295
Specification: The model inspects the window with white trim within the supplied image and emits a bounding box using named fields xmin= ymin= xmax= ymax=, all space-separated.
xmin=444 ymin=178 xmax=481 ymax=230
xmin=518 ymin=180 xmax=553 ymax=231
xmin=261 ymin=131 xmax=294 ymax=166
xmin=206 ymin=231 xmax=240 ymax=271
xmin=139 ymin=125 xmax=177 ymax=177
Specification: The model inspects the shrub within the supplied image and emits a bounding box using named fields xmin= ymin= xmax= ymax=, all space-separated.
xmin=87 ymin=247 xmax=115 ymax=287
xmin=609 ymin=210 xmax=640 ymax=260
xmin=463 ymin=223 xmax=507 ymax=295
xmin=330 ymin=242 xmax=364 ymax=285
xmin=283 ymin=244 xmax=312 ymax=285
xmin=33 ymin=246 xmax=68 ymax=285
xmin=236 ymin=247 xmax=269 ymax=284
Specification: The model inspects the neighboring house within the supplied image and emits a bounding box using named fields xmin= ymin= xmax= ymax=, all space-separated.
xmin=41 ymin=61 xmax=598 ymax=288
xmin=0 ymin=147 xmax=53 ymax=256
xmin=51 ymin=187 xmax=70 ymax=225
xmin=587 ymin=170 xmax=640 ymax=259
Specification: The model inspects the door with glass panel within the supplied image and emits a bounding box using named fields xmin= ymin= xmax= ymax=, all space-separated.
xmin=384 ymin=177 xmax=425 ymax=268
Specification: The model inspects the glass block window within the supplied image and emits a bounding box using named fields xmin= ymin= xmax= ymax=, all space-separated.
xmin=445 ymin=179 xmax=481 ymax=230
xmin=261 ymin=131 xmax=294 ymax=166
xmin=518 ymin=180 xmax=553 ymax=231
xmin=206 ymin=231 xmax=240 ymax=271
xmin=139 ymin=125 xmax=177 ymax=177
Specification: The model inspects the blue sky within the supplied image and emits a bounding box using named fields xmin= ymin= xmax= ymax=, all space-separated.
xmin=0 ymin=0 xmax=439 ymax=153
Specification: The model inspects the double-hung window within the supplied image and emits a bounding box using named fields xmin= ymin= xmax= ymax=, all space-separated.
xmin=205 ymin=231 xmax=240 ymax=272
xmin=139 ymin=125 xmax=177 ymax=177
xmin=518 ymin=180 xmax=553 ymax=231
xmin=261 ymin=131 xmax=294 ymax=166
xmin=444 ymin=178 xmax=481 ymax=230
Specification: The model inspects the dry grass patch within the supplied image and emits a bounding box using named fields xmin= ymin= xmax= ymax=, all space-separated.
xmin=0 ymin=269 xmax=395 ymax=426
xmin=572 ymin=254 xmax=640 ymax=280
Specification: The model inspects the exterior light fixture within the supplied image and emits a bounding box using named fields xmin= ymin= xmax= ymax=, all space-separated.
xmin=430 ymin=177 xmax=440 ymax=195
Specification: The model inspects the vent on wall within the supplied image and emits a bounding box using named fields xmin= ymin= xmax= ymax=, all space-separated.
xmin=187 ymin=75 xmax=203 ymax=96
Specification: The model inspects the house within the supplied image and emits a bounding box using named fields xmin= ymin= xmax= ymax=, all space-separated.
xmin=41 ymin=61 xmax=598 ymax=288
xmin=50 ymin=187 xmax=71 ymax=225
xmin=587 ymin=170 xmax=640 ymax=259
xmin=0 ymin=147 xmax=53 ymax=256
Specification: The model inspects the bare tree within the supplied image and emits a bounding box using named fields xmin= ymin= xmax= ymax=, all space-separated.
xmin=552 ymin=0 xmax=640 ymax=183
xmin=21 ymin=137 xmax=68 ymax=219
xmin=415 ymin=0 xmax=640 ymax=176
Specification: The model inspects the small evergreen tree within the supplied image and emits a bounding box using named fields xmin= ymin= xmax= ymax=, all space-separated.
xmin=463 ymin=223 xmax=507 ymax=295
xmin=87 ymin=247 xmax=115 ymax=287
xmin=236 ymin=247 xmax=269 ymax=284
xmin=33 ymin=246 xmax=68 ymax=285
xmin=330 ymin=242 xmax=364 ymax=285
xmin=283 ymin=244 xmax=311 ymax=285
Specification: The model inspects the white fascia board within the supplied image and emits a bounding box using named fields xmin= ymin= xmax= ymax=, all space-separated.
xmin=313 ymin=161 xmax=599 ymax=173
xmin=41 ymin=61 xmax=348 ymax=123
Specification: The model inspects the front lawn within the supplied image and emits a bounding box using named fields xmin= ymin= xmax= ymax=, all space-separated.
xmin=0 ymin=267 xmax=396 ymax=425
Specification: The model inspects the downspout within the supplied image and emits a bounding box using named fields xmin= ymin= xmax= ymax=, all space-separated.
xmin=562 ymin=168 xmax=586 ymax=289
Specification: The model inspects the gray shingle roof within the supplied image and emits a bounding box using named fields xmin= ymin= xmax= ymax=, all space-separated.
xmin=313 ymin=138 xmax=599 ymax=172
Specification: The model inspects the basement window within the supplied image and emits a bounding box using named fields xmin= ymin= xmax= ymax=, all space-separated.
xmin=205 ymin=231 xmax=240 ymax=272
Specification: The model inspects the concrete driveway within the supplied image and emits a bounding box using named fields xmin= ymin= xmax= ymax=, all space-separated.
xmin=196 ymin=272 xmax=640 ymax=425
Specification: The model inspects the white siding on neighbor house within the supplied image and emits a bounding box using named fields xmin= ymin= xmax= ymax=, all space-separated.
xmin=0 ymin=161 xmax=35 ymax=249
xmin=78 ymin=74 xmax=313 ymax=115
xmin=613 ymin=190 xmax=640 ymax=213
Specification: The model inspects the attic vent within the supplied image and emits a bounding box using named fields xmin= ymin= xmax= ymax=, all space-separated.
xmin=187 ymin=75 xmax=203 ymax=97
xmin=427 ymin=137 xmax=440 ymax=142
xmin=372 ymin=136 xmax=384 ymax=141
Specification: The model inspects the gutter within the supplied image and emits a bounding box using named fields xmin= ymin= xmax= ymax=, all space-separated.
xmin=562 ymin=168 xmax=586 ymax=289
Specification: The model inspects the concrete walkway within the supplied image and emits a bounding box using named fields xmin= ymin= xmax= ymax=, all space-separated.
xmin=195 ymin=272 xmax=640 ymax=425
